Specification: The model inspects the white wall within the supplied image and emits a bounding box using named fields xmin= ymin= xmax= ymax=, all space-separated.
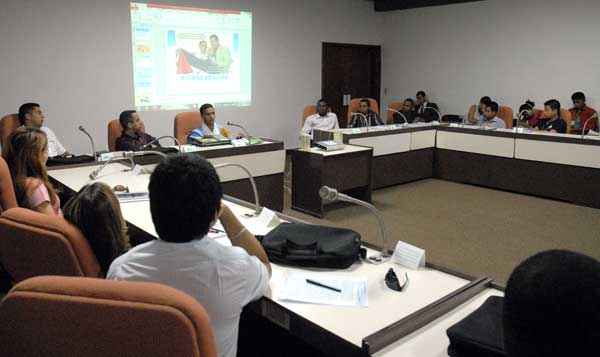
xmin=380 ymin=0 xmax=600 ymax=116
xmin=0 ymin=0 xmax=383 ymax=153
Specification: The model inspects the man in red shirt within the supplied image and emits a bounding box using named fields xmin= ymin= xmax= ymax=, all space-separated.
xmin=569 ymin=92 xmax=597 ymax=134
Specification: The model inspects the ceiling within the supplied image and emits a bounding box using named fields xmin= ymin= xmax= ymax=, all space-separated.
xmin=372 ymin=0 xmax=485 ymax=12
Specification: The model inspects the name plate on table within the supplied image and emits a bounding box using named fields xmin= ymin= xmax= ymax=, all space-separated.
xmin=392 ymin=241 xmax=426 ymax=269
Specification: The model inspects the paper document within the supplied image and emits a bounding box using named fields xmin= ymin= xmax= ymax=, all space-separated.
xmin=279 ymin=273 xmax=368 ymax=307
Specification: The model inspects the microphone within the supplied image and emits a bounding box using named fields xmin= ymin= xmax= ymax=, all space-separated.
xmin=214 ymin=162 xmax=261 ymax=216
xmin=142 ymin=135 xmax=182 ymax=153
xmin=89 ymin=150 xmax=169 ymax=180
xmin=78 ymin=126 xmax=97 ymax=161
xmin=226 ymin=121 xmax=263 ymax=145
xmin=319 ymin=186 xmax=390 ymax=264
xmin=350 ymin=112 xmax=369 ymax=131
xmin=514 ymin=110 xmax=529 ymax=132
xmin=423 ymin=104 xmax=443 ymax=124
xmin=386 ymin=108 xmax=408 ymax=126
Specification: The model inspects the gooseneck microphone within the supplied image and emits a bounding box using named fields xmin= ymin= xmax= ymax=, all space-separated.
xmin=581 ymin=114 xmax=598 ymax=139
xmin=350 ymin=112 xmax=369 ymax=131
xmin=78 ymin=126 xmax=97 ymax=161
xmin=142 ymin=135 xmax=182 ymax=152
xmin=386 ymin=108 xmax=408 ymax=126
xmin=89 ymin=150 xmax=169 ymax=180
xmin=226 ymin=121 xmax=263 ymax=145
xmin=319 ymin=186 xmax=390 ymax=264
xmin=423 ymin=104 xmax=443 ymax=124
xmin=214 ymin=162 xmax=261 ymax=216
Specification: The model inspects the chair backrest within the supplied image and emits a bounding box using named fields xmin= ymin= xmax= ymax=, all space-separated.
xmin=386 ymin=102 xmax=404 ymax=124
xmin=347 ymin=98 xmax=380 ymax=124
xmin=497 ymin=106 xmax=514 ymax=129
xmin=174 ymin=111 xmax=203 ymax=144
xmin=108 ymin=119 xmax=146 ymax=152
xmin=302 ymin=105 xmax=317 ymax=125
xmin=0 ymin=208 xmax=102 ymax=282
xmin=0 ymin=114 xmax=20 ymax=156
xmin=0 ymin=276 xmax=217 ymax=357
xmin=0 ymin=157 xmax=17 ymax=213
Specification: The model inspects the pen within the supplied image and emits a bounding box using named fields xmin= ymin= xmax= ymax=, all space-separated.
xmin=306 ymin=279 xmax=341 ymax=293
xmin=209 ymin=228 xmax=225 ymax=233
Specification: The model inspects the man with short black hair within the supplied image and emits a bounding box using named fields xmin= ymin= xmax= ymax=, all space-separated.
xmin=414 ymin=91 xmax=440 ymax=122
xmin=569 ymin=92 xmax=597 ymax=134
xmin=535 ymin=99 xmax=567 ymax=133
xmin=302 ymin=99 xmax=339 ymax=134
xmin=503 ymin=250 xmax=600 ymax=357
xmin=115 ymin=110 xmax=159 ymax=151
xmin=393 ymin=98 xmax=417 ymax=124
xmin=481 ymin=101 xmax=506 ymax=129
xmin=350 ymin=98 xmax=383 ymax=127
xmin=108 ymin=154 xmax=271 ymax=357
xmin=18 ymin=102 xmax=69 ymax=157
xmin=187 ymin=103 xmax=231 ymax=143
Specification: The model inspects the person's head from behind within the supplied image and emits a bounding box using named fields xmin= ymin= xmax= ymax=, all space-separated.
xmin=199 ymin=40 xmax=208 ymax=54
xmin=543 ymin=99 xmax=561 ymax=120
xmin=519 ymin=100 xmax=535 ymax=118
xmin=571 ymin=92 xmax=586 ymax=110
xmin=402 ymin=98 xmax=415 ymax=112
xmin=18 ymin=103 xmax=44 ymax=128
xmin=316 ymin=99 xmax=329 ymax=116
xmin=149 ymin=155 xmax=222 ymax=242
xmin=209 ymin=34 xmax=220 ymax=49
xmin=503 ymin=250 xmax=600 ymax=357
xmin=63 ymin=182 xmax=129 ymax=275
xmin=119 ymin=110 xmax=143 ymax=133
xmin=5 ymin=128 xmax=51 ymax=203
xmin=416 ymin=91 xmax=427 ymax=105
xmin=478 ymin=96 xmax=492 ymax=113
xmin=358 ymin=99 xmax=371 ymax=114
xmin=200 ymin=103 xmax=216 ymax=127
xmin=484 ymin=101 xmax=498 ymax=120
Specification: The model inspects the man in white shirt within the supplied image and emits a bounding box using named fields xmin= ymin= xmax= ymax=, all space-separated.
xmin=302 ymin=99 xmax=339 ymax=134
xmin=107 ymin=154 xmax=271 ymax=357
xmin=481 ymin=101 xmax=507 ymax=129
xmin=18 ymin=103 xmax=68 ymax=157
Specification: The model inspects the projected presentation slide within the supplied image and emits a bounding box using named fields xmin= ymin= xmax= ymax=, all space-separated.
xmin=130 ymin=3 xmax=252 ymax=111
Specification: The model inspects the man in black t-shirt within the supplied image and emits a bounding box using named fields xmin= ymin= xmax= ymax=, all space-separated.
xmin=535 ymin=99 xmax=567 ymax=134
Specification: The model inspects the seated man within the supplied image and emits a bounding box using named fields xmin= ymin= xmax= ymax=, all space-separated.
xmin=535 ymin=99 xmax=567 ymax=134
xmin=115 ymin=110 xmax=159 ymax=151
xmin=302 ymin=99 xmax=339 ymax=134
xmin=350 ymin=98 xmax=383 ymax=127
xmin=414 ymin=91 xmax=440 ymax=122
xmin=467 ymin=96 xmax=491 ymax=125
xmin=393 ymin=98 xmax=417 ymax=124
xmin=481 ymin=101 xmax=506 ymax=129
xmin=187 ymin=103 xmax=231 ymax=144
xmin=18 ymin=102 xmax=69 ymax=157
xmin=107 ymin=155 xmax=271 ymax=357
xmin=503 ymin=250 xmax=600 ymax=357
xmin=569 ymin=92 xmax=597 ymax=134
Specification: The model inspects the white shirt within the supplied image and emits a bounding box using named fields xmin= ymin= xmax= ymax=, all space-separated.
xmin=40 ymin=126 xmax=66 ymax=157
xmin=302 ymin=112 xmax=339 ymax=134
xmin=107 ymin=237 xmax=269 ymax=357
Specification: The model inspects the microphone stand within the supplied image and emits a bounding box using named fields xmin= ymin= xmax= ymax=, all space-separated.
xmin=214 ymin=162 xmax=261 ymax=216
xmin=386 ymin=108 xmax=409 ymax=127
xmin=581 ymin=115 xmax=598 ymax=139
xmin=78 ymin=126 xmax=97 ymax=161
xmin=226 ymin=121 xmax=263 ymax=145
xmin=319 ymin=185 xmax=390 ymax=264
xmin=424 ymin=104 xmax=443 ymax=124
xmin=514 ymin=110 xmax=528 ymax=132
xmin=350 ymin=112 xmax=369 ymax=132
xmin=142 ymin=135 xmax=182 ymax=153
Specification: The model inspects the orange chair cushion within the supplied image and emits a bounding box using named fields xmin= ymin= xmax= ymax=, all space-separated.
xmin=497 ymin=106 xmax=514 ymax=129
xmin=0 ymin=276 xmax=217 ymax=357
xmin=1 ymin=114 xmax=20 ymax=157
xmin=108 ymin=119 xmax=146 ymax=152
xmin=346 ymin=98 xmax=379 ymax=124
xmin=0 ymin=208 xmax=102 ymax=281
xmin=174 ymin=112 xmax=203 ymax=144
xmin=302 ymin=105 xmax=317 ymax=125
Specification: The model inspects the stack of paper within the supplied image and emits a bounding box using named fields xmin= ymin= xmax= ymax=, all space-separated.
xmin=279 ymin=273 xmax=368 ymax=307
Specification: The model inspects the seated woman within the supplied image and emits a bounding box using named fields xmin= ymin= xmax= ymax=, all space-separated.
xmin=467 ymin=96 xmax=491 ymax=125
xmin=63 ymin=182 xmax=130 ymax=275
xmin=517 ymin=100 xmax=543 ymax=128
xmin=5 ymin=128 xmax=61 ymax=216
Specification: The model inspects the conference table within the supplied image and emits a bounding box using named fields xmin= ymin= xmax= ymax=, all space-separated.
xmin=312 ymin=124 xmax=600 ymax=209
xmin=49 ymin=159 xmax=503 ymax=357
